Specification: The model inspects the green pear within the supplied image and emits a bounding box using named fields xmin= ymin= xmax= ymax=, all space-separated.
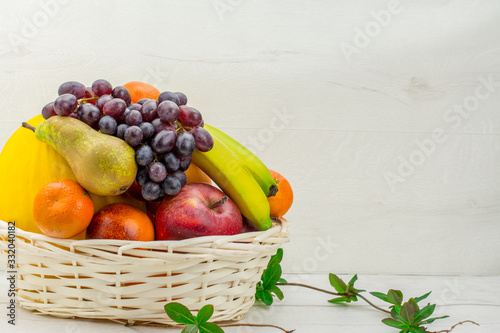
xmin=25 ymin=116 xmax=137 ymax=196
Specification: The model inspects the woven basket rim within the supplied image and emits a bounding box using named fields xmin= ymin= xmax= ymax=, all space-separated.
xmin=0 ymin=217 xmax=288 ymax=248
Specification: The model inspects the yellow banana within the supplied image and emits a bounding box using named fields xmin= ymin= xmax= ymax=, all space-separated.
xmin=192 ymin=135 xmax=273 ymax=231
xmin=204 ymin=124 xmax=278 ymax=197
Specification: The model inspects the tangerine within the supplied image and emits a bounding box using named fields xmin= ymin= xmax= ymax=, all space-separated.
xmin=86 ymin=203 xmax=154 ymax=241
xmin=268 ymin=170 xmax=293 ymax=217
xmin=33 ymin=179 xmax=94 ymax=239
xmin=122 ymin=81 xmax=160 ymax=104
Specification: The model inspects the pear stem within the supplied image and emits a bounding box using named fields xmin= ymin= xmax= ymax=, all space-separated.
xmin=210 ymin=196 xmax=228 ymax=209
xmin=22 ymin=122 xmax=36 ymax=132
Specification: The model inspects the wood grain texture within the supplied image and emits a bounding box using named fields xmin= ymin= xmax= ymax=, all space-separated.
xmin=1 ymin=0 xmax=499 ymax=275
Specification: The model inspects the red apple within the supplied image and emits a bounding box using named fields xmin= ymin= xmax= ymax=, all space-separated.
xmin=155 ymin=183 xmax=242 ymax=240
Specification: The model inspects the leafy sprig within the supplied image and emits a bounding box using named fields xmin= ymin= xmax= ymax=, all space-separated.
xmin=162 ymin=249 xmax=477 ymax=333
xmin=255 ymin=248 xmax=287 ymax=305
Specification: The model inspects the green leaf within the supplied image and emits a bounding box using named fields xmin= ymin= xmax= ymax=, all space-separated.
xmin=256 ymin=290 xmax=274 ymax=306
xmin=164 ymin=302 xmax=197 ymax=325
xmin=382 ymin=318 xmax=408 ymax=329
xmin=370 ymin=291 xmax=389 ymax=303
xmin=420 ymin=315 xmax=449 ymax=325
xmin=347 ymin=274 xmax=358 ymax=286
xmin=267 ymin=248 xmax=283 ymax=268
xmin=255 ymin=281 xmax=263 ymax=292
xmin=197 ymin=304 xmax=214 ymax=324
xmin=328 ymin=296 xmax=349 ymax=304
xmin=414 ymin=291 xmax=431 ymax=304
xmin=408 ymin=298 xmax=420 ymax=314
xmin=400 ymin=302 xmax=416 ymax=324
xmin=199 ymin=322 xmax=225 ymax=333
xmin=409 ymin=327 xmax=425 ymax=333
xmin=387 ymin=289 xmax=403 ymax=305
xmin=278 ymin=278 xmax=288 ymax=284
xmin=329 ymin=273 xmax=347 ymax=293
xmin=182 ymin=324 xmax=199 ymax=333
xmin=262 ymin=264 xmax=282 ymax=290
xmin=412 ymin=304 xmax=435 ymax=324
xmin=269 ymin=285 xmax=284 ymax=300
xmin=391 ymin=307 xmax=403 ymax=321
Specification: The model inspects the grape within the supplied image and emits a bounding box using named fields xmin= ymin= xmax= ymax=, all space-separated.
xmin=178 ymin=155 xmax=192 ymax=171
xmin=142 ymin=181 xmax=162 ymax=201
xmin=54 ymin=93 xmax=78 ymax=116
xmin=174 ymin=92 xmax=187 ymax=106
xmin=124 ymin=125 xmax=143 ymax=146
xmin=162 ymin=152 xmax=180 ymax=172
xmin=148 ymin=162 xmax=167 ymax=183
xmin=126 ymin=110 xmax=142 ymax=126
xmin=118 ymin=108 xmax=130 ymax=124
xmin=158 ymin=91 xmax=180 ymax=106
xmin=135 ymin=145 xmax=154 ymax=166
xmin=111 ymin=86 xmax=131 ymax=105
xmin=136 ymin=167 xmax=149 ymax=187
xmin=98 ymin=115 xmax=117 ymax=135
xmin=103 ymin=98 xmax=127 ymax=118
xmin=162 ymin=176 xmax=181 ymax=195
xmin=179 ymin=106 xmax=202 ymax=127
xmin=175 ymin=131 xmax=196 ymax=157
xmin=68 ymin=113 xmax=79 ymax=119
xmin=77 ymin=103 xmax=101 ymax=128
xmin=58 ymin=81 xmax=86 ymax=99
xmin=152 ymin=118 xmax=176 ymax=134
xmin=91 ymin=79 xmax=113 ymax=97
xmin=96 ymin=94 xmax=112 ymax=112
xmin=140 ymin=100 xmax=158 ymax=122
xmin=41 ymin=102 xmax=56 ymax=119
xmin=157 ymin=101 xmax=180 ymax=123
xmin=128 ymin=103 xmax=142 ymax=111
xmin=190 ymin=126 xmax=214 ymax=152
xmin=169 ymin=170 xmax=187 ymax=187
xmin=136 ymin=98 xmax=151 ymax=105
xmin=151 ymin=130 xmax=176 ymax=153
xmin=139 ymin=122 xmax=155 ymax=141
xmin=116 ymin=124 xmax=129 ymax=139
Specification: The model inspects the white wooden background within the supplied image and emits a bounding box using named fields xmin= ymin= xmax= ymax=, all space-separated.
xmin=1 ymin=0 xmax=500 ymax=278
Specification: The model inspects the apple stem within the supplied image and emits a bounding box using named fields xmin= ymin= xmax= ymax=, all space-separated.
xmin=22 ymin=122 xmax=36 ymax=132
xmin=210 ymin=196 xmax=228 ymax=209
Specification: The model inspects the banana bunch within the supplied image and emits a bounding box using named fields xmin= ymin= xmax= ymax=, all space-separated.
xmin=191 ymin=124 xmax=278 ymax=231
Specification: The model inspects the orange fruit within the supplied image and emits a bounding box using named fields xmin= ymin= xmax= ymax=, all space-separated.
xmin=268 ymin=170 xmax=293 ymax=217
xmin=33 ymin=179 xmax=94 ymax=239
xmin=185 ymin=163 xmax=212 ymax=185
xmin=122 ymin=81 xmax=160 ymax=104
xmin=86 ymin=203 xmax=154 ymax=241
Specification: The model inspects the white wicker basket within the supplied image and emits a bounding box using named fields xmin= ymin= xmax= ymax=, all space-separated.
xmin=0 ymin=218 xmax=289 ymax=325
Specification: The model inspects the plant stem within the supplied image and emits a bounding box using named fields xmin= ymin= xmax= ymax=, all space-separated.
xmin=218 ymin=323 xmax=295 ymax=332
xmin=429 ymin=320 xmax=480 ymax=333
xmin=22 ymin=122 xmax=36 ymax=132
xmin=277 ymin=282 xmax=391 ymax=314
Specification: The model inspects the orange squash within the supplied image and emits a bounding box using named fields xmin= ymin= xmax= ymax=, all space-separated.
xmin=0 ymin=115 xmax=146 ymax=236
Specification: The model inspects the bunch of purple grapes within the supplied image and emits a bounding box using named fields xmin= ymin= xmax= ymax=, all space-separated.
xmin=41 ymin=79 xmax=214 ymax=201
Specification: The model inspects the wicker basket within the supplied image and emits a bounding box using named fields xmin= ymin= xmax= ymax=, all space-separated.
xmin=0 ymin=218 xmax=289 ymax=325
